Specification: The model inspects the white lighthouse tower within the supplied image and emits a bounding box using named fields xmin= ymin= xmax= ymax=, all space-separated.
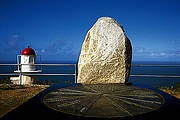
xmin=11 ymin=46 xmax=41 ymax=85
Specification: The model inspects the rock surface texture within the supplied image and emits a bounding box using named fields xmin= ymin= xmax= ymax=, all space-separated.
xmin=77 ymin=17 xmax=132 ymax=84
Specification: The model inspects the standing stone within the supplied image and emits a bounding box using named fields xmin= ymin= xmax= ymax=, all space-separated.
xmin=77 ymin=17 xmax=132 ymax=84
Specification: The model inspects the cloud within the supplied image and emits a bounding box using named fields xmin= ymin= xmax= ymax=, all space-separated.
xmin=6 ymin=34 xmax=25 ymax=49
xmin=41 ymin=49 xmax=46 ymax=53
xmin=133 ymin=46 xmax=152 ymax=56
xmin=133 ymin=46 xmax=180 ymax=61
xmin=0 ymin=34 xmax=79 ymax=62
xmin=0 ymin=34 xmax=25 ymax=54
xmin=37 ymin=41 xmax=76 ymax=57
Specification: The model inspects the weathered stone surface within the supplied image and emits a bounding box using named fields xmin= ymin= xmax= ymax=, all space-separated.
xmin=77 ymin=17 xmax=132 ymax=84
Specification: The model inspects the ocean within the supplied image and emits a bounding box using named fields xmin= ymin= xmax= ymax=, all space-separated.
xmin=130 ymin=61 xmax=180 ymax=88
xmin=0 ymin=61 xmax=180 ymax=88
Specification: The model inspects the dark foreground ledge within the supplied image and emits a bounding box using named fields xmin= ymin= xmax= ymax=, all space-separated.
xmin=1 ymin=83 xmax=180 ymax=120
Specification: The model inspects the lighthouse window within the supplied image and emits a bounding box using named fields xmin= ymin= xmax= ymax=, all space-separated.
xmin=29 ymin=56 xmax=34 ymax=63
xmin=22 ymin=56 xmax=29 ymax=64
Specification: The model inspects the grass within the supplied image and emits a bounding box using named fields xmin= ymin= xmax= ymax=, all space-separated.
xmin=159 ymin=85 xmax=180 ymax=99
xmin=0 ymin=84 xmax=49 ymax=118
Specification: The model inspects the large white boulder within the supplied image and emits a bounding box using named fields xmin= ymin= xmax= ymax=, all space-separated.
xmin=77 ymin=17 xmax=132 ymax=84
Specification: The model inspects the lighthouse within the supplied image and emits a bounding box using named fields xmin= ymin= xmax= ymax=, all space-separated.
xmin=11 ymin=46 xmax=41 ymax=85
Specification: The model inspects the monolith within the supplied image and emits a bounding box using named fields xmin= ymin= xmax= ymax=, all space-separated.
xmin=77 ymin=17 xmax=132 ymax=84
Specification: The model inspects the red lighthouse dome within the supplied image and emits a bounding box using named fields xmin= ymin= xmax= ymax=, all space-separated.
xmin=21 ymin=46 xmax=36 ymax=55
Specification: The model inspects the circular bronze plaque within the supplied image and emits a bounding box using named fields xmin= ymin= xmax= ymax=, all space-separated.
xmin=43 ymin=84 xmax=164 ymax=118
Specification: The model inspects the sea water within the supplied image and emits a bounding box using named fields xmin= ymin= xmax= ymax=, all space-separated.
xmin=130 ymin=61 xmax=180 ymax=88
xmin=0 ymin=61 xmax=180 ymax=88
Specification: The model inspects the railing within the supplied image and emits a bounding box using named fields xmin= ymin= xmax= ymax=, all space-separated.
xmin=130 ymin=64 xmax=180 ymax=78
xmin=0 ymin=64 xmax=77 ymax=83
xmin=131 ymin=65 xmax=180 ymax=67
xmin=0 ymin=64 xmax=180 ymax=82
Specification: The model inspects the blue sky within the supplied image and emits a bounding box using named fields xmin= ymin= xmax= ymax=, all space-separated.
xmin=0 ymin=0 xmax=180 ymax=62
